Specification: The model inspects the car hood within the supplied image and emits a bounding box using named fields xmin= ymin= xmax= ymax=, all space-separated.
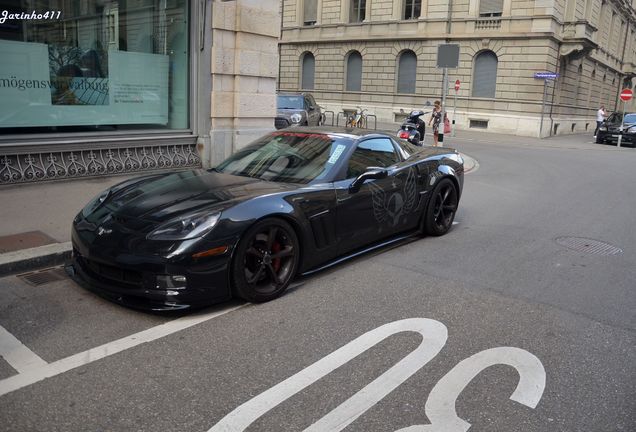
xmin=102 ymin=169 xmax=297 ymax=222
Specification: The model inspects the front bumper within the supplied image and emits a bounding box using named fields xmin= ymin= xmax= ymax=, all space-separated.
xmin=69 ymin=225 xmax=236 ymax=311
xmin=598 ymin=131 xmax=636 ymax=147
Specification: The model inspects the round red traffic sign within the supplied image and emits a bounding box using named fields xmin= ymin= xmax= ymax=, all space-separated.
xmin=620 ymin=88 xmax=633 ymax=101
xmin=454 ymin=80 xmax=460 ymax=91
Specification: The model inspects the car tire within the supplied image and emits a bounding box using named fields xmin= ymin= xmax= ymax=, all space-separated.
xmin=423 ymin=178 xmax=458 ymax=236
xmin=231 ymin=218 xmax=300 ymax=303
xmin=595 ymin=135 xmax=604 ymax=144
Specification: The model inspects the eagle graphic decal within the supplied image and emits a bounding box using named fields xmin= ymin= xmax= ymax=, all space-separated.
xmin=369 ymin=167 xmax=418 ymax=227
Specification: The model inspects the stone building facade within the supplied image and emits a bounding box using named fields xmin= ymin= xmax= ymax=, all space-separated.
xmin=279 ymin=0 xmax=636 ymax=137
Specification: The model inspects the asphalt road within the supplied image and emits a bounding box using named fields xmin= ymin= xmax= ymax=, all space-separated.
xmin=1 ymin=133 xmax=635 ymax=431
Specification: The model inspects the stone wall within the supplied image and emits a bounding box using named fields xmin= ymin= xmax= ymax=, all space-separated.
xmin=207 ymin=0 xmax=280 ymax=166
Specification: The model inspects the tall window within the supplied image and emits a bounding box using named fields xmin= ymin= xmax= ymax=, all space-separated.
xmin=472 ymin=51 xmax=498 ymax=98
xmin=404 ymin=0 xmax=422 ymax=20
xmin=304 ymin=0 xmax=318 ymax=25
xmin=479 ymin=0 xmax=503 ymax=17
xmin=301 ymin=52 xmax=315 ymax=90
xmin=397 ymin=50 xmax=417 ymax=94
xmin=346 ymin=51 xmax=363 ymax=91
xmin=351 ymin=0 xmax=366 ymax=23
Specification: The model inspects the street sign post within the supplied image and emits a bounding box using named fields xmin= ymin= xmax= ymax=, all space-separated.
xmin=437 ymin=44 xmax=460 ymax=146
xmin=534 ymin=72 xmax=559 ymax=137
xmin=452 ymin=80 xmax=460 ymax=136
xmin=617 ymin=89 xmax=633 ymax=147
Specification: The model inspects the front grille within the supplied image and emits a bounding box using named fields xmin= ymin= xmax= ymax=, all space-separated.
xmin=275 ymin=117 xmax=290 ymax=129
xmin=75 ymin=250 xmax=143 ymax=287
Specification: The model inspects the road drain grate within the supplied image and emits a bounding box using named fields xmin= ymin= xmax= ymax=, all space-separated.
xmin=555 ymin=237 xmax=622 ymax=256
xmin=17 ymin=267 xmax=68 ymax=286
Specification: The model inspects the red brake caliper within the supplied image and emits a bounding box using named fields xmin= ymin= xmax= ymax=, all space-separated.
xmin=272 ymin=241 xmax=282 ymax=272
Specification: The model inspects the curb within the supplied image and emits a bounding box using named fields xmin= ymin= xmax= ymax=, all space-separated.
xmin=0 ymin=242 xmax=72 ymax=277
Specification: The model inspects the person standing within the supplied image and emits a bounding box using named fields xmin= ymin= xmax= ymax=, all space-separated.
xmin=594 ymin=105 xmax=606 ymax=137
xmin=429 ymin=100 xmax=442 ymax=146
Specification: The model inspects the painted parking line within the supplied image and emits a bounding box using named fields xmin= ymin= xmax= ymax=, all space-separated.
xmin=0 ymin=303 xmax=245 ymax=397
xmin=0 ymin=325 xmax=48 ymax=373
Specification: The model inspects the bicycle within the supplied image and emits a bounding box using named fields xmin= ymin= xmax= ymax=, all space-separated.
xmin=346 ymin=106 xmax=369 ymax=128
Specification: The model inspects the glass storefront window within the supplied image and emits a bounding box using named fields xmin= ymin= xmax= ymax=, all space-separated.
xmin=0 ymin=0 xmax=189 ymax=134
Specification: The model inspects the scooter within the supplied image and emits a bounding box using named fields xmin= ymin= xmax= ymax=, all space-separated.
xmin=397 ymin=110 xmax=428 ymax=145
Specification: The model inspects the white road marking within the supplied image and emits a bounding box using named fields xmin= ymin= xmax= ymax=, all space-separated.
xmin=0 ymin=303 xmax=245 ymax=397
xmin=209 ymin=318 xmax=448 ymax=432
xmin=209 ymin=319 xmax=545 ymax=432
xmin=0 ymin=325 xmax=48 ymax=373
xmin=396 ymin=347 xmax=546 ymax=431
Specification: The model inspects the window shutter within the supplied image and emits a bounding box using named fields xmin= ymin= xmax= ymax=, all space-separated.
xmin=346 ymin=52 xmax=362 ymax=91
xmin=302 ymin=54 xmax=315 ymax=90
xmin=472 ymin=51 xmax=497 ymax=98
xmin=397 ymin=51 xmax=417 ymax=94
xmin=304 ymin=0 xmax=317 ymax=23
xmin=479 ymin=0 xmax=503 ymax=15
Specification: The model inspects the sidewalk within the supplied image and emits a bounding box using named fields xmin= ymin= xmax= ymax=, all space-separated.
xmin=0 ymin=126 xmax=606 ymax=276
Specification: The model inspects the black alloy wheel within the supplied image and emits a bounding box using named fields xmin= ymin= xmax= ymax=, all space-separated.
xmin=232 ymin=218 xmax=299 ymax=302
xmin=424 ymin=178 xmax=458 ymax=236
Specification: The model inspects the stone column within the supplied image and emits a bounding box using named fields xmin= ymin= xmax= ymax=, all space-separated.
xmin=208 ymin=0 xmax=280 ymax=165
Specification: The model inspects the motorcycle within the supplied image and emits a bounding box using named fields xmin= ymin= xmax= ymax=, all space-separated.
xmin=397 ymin=110 xmax=428 ymax=146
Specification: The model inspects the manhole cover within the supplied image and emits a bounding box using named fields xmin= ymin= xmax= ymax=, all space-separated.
xmin=555 ymin=237 xmax=622 ymax=256
xmin=17 ymin=267 xmax=68 ymax=286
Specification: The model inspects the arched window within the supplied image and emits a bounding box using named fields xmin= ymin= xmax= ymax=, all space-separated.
xmin=472 ymin=50 xmax=498 ymax=98
xmin=346 ymin=51 xmax=363 ymax=91
xmin=301 ymin=52 xmax=315 ymax=90
xmin=397 ymin=50 xmax=417 ymax=94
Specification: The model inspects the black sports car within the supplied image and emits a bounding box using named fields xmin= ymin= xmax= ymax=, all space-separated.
xmin=69 ymin=128 xmax=464 ymax=311
xmin=596 ymin=112 xmax=636 ymax=147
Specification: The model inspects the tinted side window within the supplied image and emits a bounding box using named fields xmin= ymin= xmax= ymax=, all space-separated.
xmin=347 ymin=138 xmax=400 ymax=178
xmin=395 ymin=138 xmax=422 ymax=158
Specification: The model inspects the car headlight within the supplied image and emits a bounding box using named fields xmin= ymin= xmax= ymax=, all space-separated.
xmin=81 ymin=189 xmax=111 ymax=217
xmin=599 ymin=125 xmax=607 ymax=131
xmin=147 ymin=212 xmax=221 ymax=241
xmin=627 ymin=127 xmax=636 ymax=134
xmin=290 ymin=113 xmax=302 ymax=124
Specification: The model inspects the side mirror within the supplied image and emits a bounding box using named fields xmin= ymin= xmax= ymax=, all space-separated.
xmin=349 ymin=167 xmax=388 ymax=194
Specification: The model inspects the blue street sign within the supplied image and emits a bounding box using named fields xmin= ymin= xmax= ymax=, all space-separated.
xmin=534 ymin=72 xmax=559 ymax=79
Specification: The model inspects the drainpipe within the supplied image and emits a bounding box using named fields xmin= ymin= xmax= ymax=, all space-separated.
xmin=548 ymin=43 xmax=562 ymax=137
xmin=277 ymin=0 xmax=284 ymax=91
xmin=446 ymin=0 xmax=453 ymax=37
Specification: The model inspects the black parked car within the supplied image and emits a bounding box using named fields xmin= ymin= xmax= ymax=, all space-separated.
xmin=69 ymin=128 xmax=464 ymax=311
xmin=275 ymin=92 xmax=324 ymax=129
xmin=596 ymin=112 xmax=636 ymax=147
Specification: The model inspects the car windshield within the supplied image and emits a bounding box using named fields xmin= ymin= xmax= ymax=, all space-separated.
xmin=624 ymin=113 xmax=636 ymax=124
xmin=215 ymin=132 xmax=349 ymax=184
xmin=277 ymin=95 xmax=304 ymax=109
